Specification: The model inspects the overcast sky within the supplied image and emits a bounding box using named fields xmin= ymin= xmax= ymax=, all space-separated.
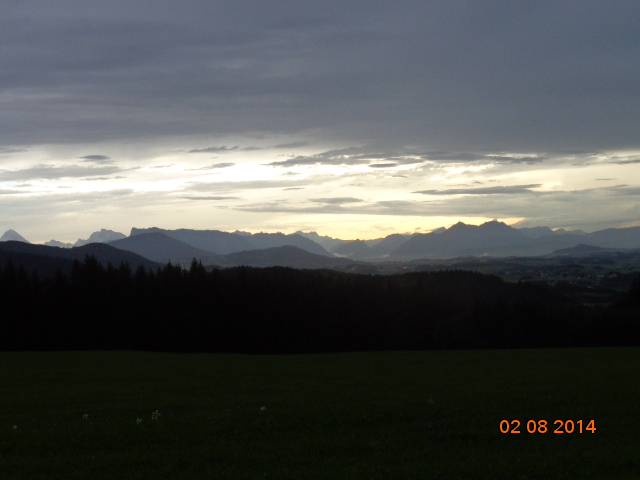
xmin=1 ymin=1 xmax=639 ymax=242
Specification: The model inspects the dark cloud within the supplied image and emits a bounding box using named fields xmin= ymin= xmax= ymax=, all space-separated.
xmin=189 ymin=146 xmax=262 ymax=154
xmin=369 ymin=163 xmax=397 ymax=168
xmin=181 ymin=196 xmax=239 ymax=201
xmin=184 ymin=178 xmax=313 ymax=192
xmin=187 ymin=163 xmax=235 ymax=170
xmin=40 ymin=189 xmax=137 ymax=202
xmin=0 ymin=147 xmax=26 ymax=154
xmin=421 ymin=152 xmax=545 ymax=164
xmin=422 ymin=152 xmax=487 ymax=161
xmin=273 ymin=141 xmax=310 ymax=149
xmin=267 ymin=148 xmax=426 ymax=168
xmin=267 ymin=148 xmax=371 ymax=167
xmin=235 ymin=199 xmax=430 ymax=216
xmin=414 ymin=184 xmax=542 ymax=195
xmin=611 ymin=158 xmax=640 ymax=165
xmin=78 ymin=155 xmax=112 ymax=164
xmin=235 ymin=183 xmax=640 ymax=230
xmin=1 ymin=2 xmax=637 ymax=152
xmin=310 ymin=197 xmax=363 ymax=204
xmin=0 ymin=164 xmax=122 ymax=181
xmin=189 ymin=146 xmax=239 ymax=153
xmin=602 ymin=185 xmax=640 ymax=196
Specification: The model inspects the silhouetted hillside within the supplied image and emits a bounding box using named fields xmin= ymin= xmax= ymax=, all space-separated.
xmin=294 ymin=231 xmax=351 ymax=250
xmin=129 ymin=227 xmax=331 ymax=256
xmin=0 ymin=250 xmax=76 ymax=278
xmin=109 ymin=232 xmax=218 ymax=264
xmin=552 ymin=244 xmax=612 ymax=256
xmin=585 ymin=226 xmax=640 ymax=248
xmin=393 ymin=221 xmax=525 ymax=258
xmin=369 ymin=233 xmax=412 ymax=257
xmin=250 ymin=233 xmax=331 ymax=256
xmin=211 ymin=245 xmax=351 ymax=268
xmin=332 ymin=239 xmax=373 ymax=260
xmin=0 ymin=241 xmax=159 ymax=275
xmin=131 ymin=227 xmax=255 ymax=254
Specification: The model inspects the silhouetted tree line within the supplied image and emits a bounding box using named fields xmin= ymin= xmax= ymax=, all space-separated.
xmin=1 ymin=256 xmax=638 ymax=353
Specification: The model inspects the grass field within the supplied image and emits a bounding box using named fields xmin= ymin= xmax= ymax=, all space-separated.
xmin=1 ymin=348 xmax=639 ymax=479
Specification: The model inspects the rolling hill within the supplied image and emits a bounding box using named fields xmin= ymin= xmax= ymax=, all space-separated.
xmin=129 ymin=227 xmax=331 ymax=256
xmin=0 ymin=241 xmax=160 ymax=277
xmin=109 ymin=232 xmax=218 ymax=264
xmin=209 ymin=245 xmax=354 ymax=269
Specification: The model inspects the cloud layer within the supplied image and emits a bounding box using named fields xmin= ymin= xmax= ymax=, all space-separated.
xmin=1 ymin=2 xmax=639 ymax=240
xmin=1 ymin=1 xmax=638 ymax=151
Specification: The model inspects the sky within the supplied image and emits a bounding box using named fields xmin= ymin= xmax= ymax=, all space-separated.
xmin=1 ymin=1 xmax=639 ymax=243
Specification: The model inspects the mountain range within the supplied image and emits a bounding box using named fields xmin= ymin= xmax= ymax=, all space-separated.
xmin=3 ymin=221 xmax=640 ymax=273
xmin=109 ymin=232 xmax=218 ymax=264
xmin=391 ymin=221 xmax=640 ymax=260
xmin=41 ymin=229 xmax=127 ymax=248
xmin=130 ymin=227 xmax=330 ymax=256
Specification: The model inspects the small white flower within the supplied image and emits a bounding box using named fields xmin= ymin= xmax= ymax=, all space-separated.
xmin=136 ymin=418 xmax=142 ymax=424
xmin=151 ymin=410 xmax=160 ymax=420
xmin=83 ymin=414 xmax=89 ymax=420
xmin=260 ymin=406 xmax=266 ymax=411
xmin=12 ymin=425 xmax=17 ymax=430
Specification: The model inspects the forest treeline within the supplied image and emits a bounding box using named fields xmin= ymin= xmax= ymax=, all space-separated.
xmin=1 ymin=256 xmax=639 ymax=353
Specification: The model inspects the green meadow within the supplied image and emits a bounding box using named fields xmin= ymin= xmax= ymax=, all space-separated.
xmin=1 ymin=348 xmax=639 ymax=479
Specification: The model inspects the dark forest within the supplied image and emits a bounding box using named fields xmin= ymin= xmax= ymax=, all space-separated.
xmin=2 ymin=256 xmax=639 ymax=353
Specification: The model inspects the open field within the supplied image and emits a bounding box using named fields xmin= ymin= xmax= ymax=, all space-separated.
xmin=1 ymin=348 xmax=639 ymax=479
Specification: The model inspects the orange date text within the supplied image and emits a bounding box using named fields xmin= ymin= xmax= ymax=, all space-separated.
xmin=499 ymin=419 xmax=596 ymax=434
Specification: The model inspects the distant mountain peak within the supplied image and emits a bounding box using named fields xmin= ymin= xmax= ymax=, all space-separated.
xmin=44 ymin=240 xmax=73 ymax=248
xmin=479 ymin=220 xmax=510 ymax=229
xmin=448 ymin=221 xmax=471 ymax=231
xmin=75 ymin=229 xmax=126 ymax=247
xmin=0 ymin=229 xmax=30 ymax=243
xmin=449 ymin=221 xmax=465 ymax=228
xmin=332 ymin=239 xmax=372 ymax=258
xmin=130 ymin=227 xmax=164 ymax=237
